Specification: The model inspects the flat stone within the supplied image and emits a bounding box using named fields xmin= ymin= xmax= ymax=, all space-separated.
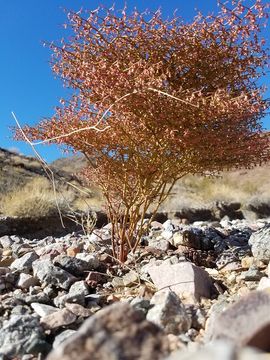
xmin=148 ymin=261 xmax=213 ymax=300
xmin=205 ymin=291 xmax=270 ymax=351
xmin=147 ymin=289 xmax=191 ymax=334
xmin=46 ymin=302 xmax=169 ymax=360
xmin=32 ymin=259 xmax=77 ymax=290
xmin=31 ymin=303 xmax=59 ymax=317
xmin=41 ymin=308 xmax=77 ymax=330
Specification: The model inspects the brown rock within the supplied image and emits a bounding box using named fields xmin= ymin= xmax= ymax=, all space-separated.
xmin=66 ymin=246 xmax=81 ymax=257
xmin=205 ymin=290 xmax=270 ymax=351
xmin=41 ymin=308 xmax=77 ymax=330
xmin=0 ymin=256 xmax=14 ymax=267
xmin=46 ymin=302 xmax=169 ymax=360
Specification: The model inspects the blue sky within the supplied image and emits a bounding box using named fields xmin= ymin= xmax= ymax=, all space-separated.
xmin=0 ymin=0 xmax=269 ymax=162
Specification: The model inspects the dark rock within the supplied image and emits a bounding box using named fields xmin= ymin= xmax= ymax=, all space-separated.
xmin=53 ymin=255 xmax=98 ymax=276
xmin=0 ymin=315 xmax=50 ymax=358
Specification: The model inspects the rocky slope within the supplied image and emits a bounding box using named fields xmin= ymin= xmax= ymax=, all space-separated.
xmin=1 ymin=216 xmax=270 ymax=359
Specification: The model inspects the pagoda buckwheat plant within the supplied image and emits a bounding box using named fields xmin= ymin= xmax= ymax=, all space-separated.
xmin=16 ymin=1 xmax=270 ymax=261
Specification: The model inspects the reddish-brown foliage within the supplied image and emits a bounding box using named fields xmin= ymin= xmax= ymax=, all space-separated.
xmin=17 ymin=1 xmax=270 ymax=261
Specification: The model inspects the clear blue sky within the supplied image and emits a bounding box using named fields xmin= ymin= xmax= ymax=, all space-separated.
xmin=0 ymin=0 xmax=269 ymax=162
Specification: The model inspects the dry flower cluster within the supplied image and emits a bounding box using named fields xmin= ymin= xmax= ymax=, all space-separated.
xmin=17 ymin=1 xmax=270 ymax=261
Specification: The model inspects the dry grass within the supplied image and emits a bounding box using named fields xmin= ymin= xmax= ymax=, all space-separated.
xmin=0 ymin=177 xmax=73 ymax=218
xmin=160 ymin=164 xmax=270 ymax=212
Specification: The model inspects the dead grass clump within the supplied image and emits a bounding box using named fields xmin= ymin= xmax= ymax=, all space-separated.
xmin=0 ymin=177 xmax=74 ymax=218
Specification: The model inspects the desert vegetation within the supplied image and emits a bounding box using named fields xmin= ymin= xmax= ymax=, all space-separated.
xmin=16 ymin=1 xmax=270 ymax=261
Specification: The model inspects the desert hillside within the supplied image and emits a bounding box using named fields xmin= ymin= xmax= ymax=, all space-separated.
xmin=1 ymin=146 xmax=270 ymax=221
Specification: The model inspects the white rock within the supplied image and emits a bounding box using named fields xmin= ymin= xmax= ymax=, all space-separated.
xmin=31 ymin=303 xmax=59 ymax=317
xmin=257 ymin=277 xmax=270 ymax=291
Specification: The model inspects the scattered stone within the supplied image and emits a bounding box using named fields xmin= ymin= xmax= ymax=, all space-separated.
xmin=32 ymin=259 xmax=77 ymax=290
xmin=147 ymin=289 xmax=191 ymax=334
xmin=0 ymin=315 xmax=50 ymax=358
xmin=148 ymin=261 xmax=213 ymax=300
xmin=46 ymin=302 xmax=169 ymax=360
xmin=41 ymin=308 xmax=77 ymax=330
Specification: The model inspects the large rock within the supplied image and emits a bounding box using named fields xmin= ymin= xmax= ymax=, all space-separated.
xmin=32 ymin=259 xmax=77 ymax=290
xmin=205 ymin=291 xmax=270 ymax=351
xmin=0 ymin=315 xmax=50 ymax=358
xmin=249 ymin=225 xmax=270 ymax=262
xmin=46 ymin=302 xmax=169 ymax=360
xmin=146 ymin=289 xmax=191 ymax=334
xmin=148 ymin=261 xmax=213 ymax=300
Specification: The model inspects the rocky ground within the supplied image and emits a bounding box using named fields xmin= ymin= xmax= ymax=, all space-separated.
xmin=1 ymin=216 xmax=270 ymax=359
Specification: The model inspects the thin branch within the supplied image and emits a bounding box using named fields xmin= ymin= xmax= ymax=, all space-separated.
xmin=147 ymin=87 xmax=199 ymax=108
xmin=24 ymin=91 xmax=136 ymax=146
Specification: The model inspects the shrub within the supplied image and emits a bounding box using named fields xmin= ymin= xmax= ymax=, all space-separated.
xmin=16 ymin=1 xmax=270 ymax=261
